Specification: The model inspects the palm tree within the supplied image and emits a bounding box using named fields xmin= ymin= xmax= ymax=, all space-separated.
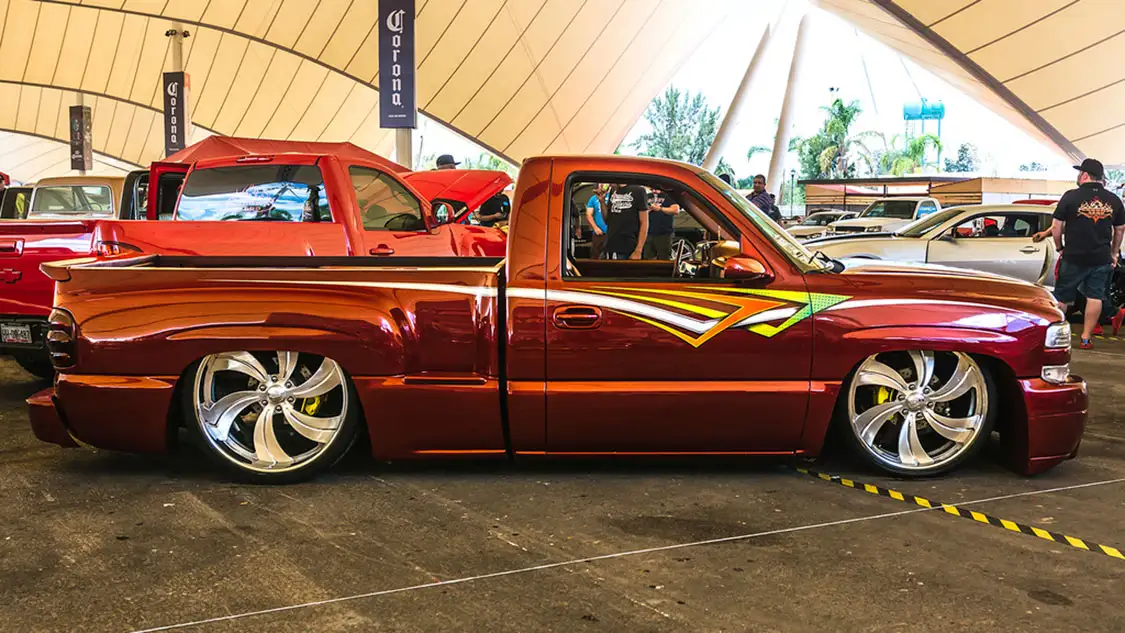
xmin=854 ymin=132 xmax=942 ymax=176
xmin=746 ymin=145 xmax=771 ymax=161
xmin=817 ymin=98 xmax=863 ymax=177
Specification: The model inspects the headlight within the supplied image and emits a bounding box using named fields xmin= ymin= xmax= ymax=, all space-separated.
xmin=865 ymin=226 xmax=882 ymax=233
xmin=1045 ymin=322 xmax=1071 ymax=349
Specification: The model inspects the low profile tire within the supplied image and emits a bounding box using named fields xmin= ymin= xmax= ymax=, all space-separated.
xmin=843 ymin=350 xmax=996 ymax=477
xmin=14 ymin=351 xmax=54 ymax=380
xmin=182 ymin=351 xmax=360 ymax=484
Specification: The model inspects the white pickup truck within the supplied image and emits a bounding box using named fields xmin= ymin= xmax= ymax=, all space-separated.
xmin=828 ymin=197 xmax=941 ymax=236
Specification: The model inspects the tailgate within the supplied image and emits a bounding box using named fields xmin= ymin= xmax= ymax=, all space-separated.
xmin=93 ymin=220 xmax=351 ymax=257
xmin=0 ymin=221 xmax=98 ymax=318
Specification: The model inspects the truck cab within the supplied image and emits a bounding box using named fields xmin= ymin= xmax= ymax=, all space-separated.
xmin=827 ymin=197 xmax=941 ymax=236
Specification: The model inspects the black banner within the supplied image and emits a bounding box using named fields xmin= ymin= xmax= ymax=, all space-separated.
xmin=162 ymin=71 xmax=191 ymax=156
xmin=379 ymin=0 xmax=416 ymax=128
xmin=68 ymin=105 xmax=92 ymax=172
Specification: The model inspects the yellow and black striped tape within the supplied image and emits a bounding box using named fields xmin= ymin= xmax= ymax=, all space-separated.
xmin=1072 ymin=333 xmax=1124 ymax=342
xmin=794 ymin=467 xmax=1125 ymax=561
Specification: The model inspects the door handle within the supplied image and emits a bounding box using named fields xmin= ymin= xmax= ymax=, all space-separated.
xmin=0 ymin=239 xmax=22 ymax=256
xmin=369 ymin=245 xmax=395 ymax=256
xmin=1020 ymin=246 xmax=1041 ymax=254
xmin=552 ymin=305 xmax=602 ymax=329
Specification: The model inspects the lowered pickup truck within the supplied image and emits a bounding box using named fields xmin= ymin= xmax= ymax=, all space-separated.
xmin=29 ymin=156 xmax=1086 ymax=483
xmin=1 ymin=137 xmax=510 ymax=378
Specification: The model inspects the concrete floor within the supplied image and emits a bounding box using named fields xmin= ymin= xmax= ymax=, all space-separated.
xmin=2 ymin=346 xmax=1123 ymax=633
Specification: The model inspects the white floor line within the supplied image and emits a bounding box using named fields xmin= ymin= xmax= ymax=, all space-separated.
xmin=127 ymin=476 xmax=1125 ymax=633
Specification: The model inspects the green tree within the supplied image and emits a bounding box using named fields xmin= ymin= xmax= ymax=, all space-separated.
xmin=856 ymin=132 xmax=942 ymax=176
xmin=1107 ymin=168 xmax=1124 ymax=188
xmin=632 ymin=86 xmax=721 ymax=165
xmin=790 ymin=98 xmax=866 ymax=180
xmin=943 ymin=143 xmax=979 ymax=173
xmin=1019 ymin=161 xmax=1047 ymax=172
xmin=746 ymin=145 xmax=771 ymax=162
xmin=461 ymin=152 xmax=518 ymax=178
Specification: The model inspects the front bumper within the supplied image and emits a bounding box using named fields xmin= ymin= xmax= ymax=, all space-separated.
xmin=1007 ymin=376 xmax=1088 ymax=475
xmin=26 ymin=374 xmax=177 ymax=453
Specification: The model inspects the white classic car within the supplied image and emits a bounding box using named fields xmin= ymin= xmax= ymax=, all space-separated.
xmin=807 ymin=204 xmax=1058 ymax=286
xmin=786 ymin=209 xmax=858 ymax=241
xmin=827 ymin=197 xmax=942 ymax=236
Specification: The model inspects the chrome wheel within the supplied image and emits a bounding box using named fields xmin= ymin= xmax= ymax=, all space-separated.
xmin=192 ymin=351 xmax=349 ymax=473
xmin=847 ymin=351 xmax=989 ymax=473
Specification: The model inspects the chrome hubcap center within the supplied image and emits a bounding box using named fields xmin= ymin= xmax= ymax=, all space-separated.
xmin=266 ymin=384 xmax=287 ymax=403
xmin=904 ymin=392 xmax=927 ymax=412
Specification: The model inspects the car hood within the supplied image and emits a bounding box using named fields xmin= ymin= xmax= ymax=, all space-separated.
xmin=831 ymin=217 xmax=907 ymax=229
xmin=788 ymin=225 xmax=830 ymax=237
xmin=402 ymin=170 xmax=512 ymax=221
xmin=836 ymin=259 xmax=1061 ymax=321
xmin=805 ymin=232 xmax=898 ymax=245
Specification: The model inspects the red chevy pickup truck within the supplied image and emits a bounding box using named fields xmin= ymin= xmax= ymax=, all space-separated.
xmin=29 ymin=155 xmax=1086 ymax=483
xmin=1 ymin=137 xmax=510 ymax=378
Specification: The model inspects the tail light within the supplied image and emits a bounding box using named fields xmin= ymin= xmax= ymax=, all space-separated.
xmin=95 ymin=241 xmax=143 ymax=257
xmin=46 ymin=309 xmax=77 ymax=369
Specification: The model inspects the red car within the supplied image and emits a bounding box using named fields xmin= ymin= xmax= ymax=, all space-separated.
xmin=28 ymin=156 xmax=1086 ymax=482
xmin=1 ymin=137 xmax=510 ymax=378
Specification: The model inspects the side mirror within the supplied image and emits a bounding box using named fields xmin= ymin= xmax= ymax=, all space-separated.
xmin=432 ymin=201 xmax=454 ymax=224
xmin=723 ymin=256 xmax=774 ymax=283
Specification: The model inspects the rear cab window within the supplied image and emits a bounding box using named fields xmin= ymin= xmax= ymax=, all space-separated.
xmin=28 ymin=185 xmax=114 ymax=217
xmin=176 ymin=164 xmax=332 ymax=222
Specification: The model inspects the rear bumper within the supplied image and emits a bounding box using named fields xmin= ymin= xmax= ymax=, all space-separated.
xmin=1009 ymin=376 xmax=1088 ymax=475
xmin=25 ymin=374 xmax=177 ymax=453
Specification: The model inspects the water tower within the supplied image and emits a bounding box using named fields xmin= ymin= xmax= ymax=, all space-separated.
xmin=903 ymin=98 xmax=946 ymax=164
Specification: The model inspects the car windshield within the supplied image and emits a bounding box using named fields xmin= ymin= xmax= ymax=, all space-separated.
xmin=28 ymin=185 xmax=114 ymax=217
xmin=861 ymin=200 xmax=917 ymax=219
xmin=177 ymin=164 xmax=332 ymax=222
xmin=698 ymin=171 xmax=824 ymax=272
xmin=896 ymin=207 xmax=963 ymax=237
xmin=802 ymin=213 xmax=838 ymax=226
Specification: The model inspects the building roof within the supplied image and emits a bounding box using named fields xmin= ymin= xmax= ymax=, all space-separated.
xmin=820 ymin=0 xmax=1125 ymax=165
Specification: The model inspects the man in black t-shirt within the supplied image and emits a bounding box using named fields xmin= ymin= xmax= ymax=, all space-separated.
xmin=603 ymin=183 xmax=649 ymax=259
xmin=476 ymin=192 xmax=510 ymax=227
xmin=1052 ymin=157 xmax=1125 ymax=348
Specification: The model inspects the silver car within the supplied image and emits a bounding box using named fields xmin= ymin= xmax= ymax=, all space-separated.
xmin=787 ymin=210 xmax=857 ymax=241
xmin=806 ymin=204 xmax=1058 ymax=286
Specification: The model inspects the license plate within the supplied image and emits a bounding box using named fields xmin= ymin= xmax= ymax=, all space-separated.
xmin=1 ymin=324 xmax=32 ymax=344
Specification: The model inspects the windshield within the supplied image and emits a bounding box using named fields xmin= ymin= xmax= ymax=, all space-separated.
xmin=802 ymin=213 xmax=839 ymax=226
xmin=177 ymin=165 xmax=332 ymax=222
xmin=698 ymin=171 xmax=823 ymax=272
xmin=28 ymin=185 xmax=114 ymax=217
xmin=861 ymin=200 xmax=917 ymax=219
xmin=896 ymin=207 xmax=963 ymax=237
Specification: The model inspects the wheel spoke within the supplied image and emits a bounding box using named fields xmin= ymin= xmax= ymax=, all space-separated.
xmin=855 ymin=360 xmax=909 ymax=392
xmin=200 ymin=389 xmax=260 ymax=441
xmin=209 ymin=352 xmax=269 ymax=383
xmin=930 ymin=355 xmax=980 ymax=403
xmin=922 ymin=409 xmax=977 ymax=443
xmin=908 ymin=350 xmax=934 ymax=388
xmin=277 ymin=351 xmax=299 ymax=384
xmin=897 ymin=412 xmax=933 ymax=467
xmin=855 ymin=401 xmax=903 ymax=444
xmin=252 ymin=407 xmax=294 ymax=467
xmin=282 ymin=403 xmax=341 ymax=443
xmin=289 ymin=358 xmax=342 ymax=398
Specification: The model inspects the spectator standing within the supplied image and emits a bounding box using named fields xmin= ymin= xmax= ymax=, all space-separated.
xmin=604 ymin=183 xmax=649 ymax=260
xmin=436 ymin=154 xmax=459 ymax=170
xmin=476 ymin=192 xmax=510 ymax=227
xmin=644 ymin=187 xmax=681 ymax=260
xmin=1050 ymin=158 xmax=1125 ymax=348
xmin=585 ymin=184 xmax=610 ymax=259
xmin=748 ymin=175 xmax=774 ymax=217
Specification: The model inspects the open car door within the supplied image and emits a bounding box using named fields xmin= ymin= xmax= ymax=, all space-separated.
xmin=402 ymin=170 xmax=512 ymax=224
xmin=145 ymin=162 xmax=189 ymax=220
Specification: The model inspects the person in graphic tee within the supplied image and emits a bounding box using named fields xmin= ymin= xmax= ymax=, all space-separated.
xmin=644 ymin=187 xmax=681 ymax=260
xmin=1050 ymin=157 xmax=1125 ymax=348
xmin=584 ymin=184 xmax=610 ymax=259
xmin=603 ymin=183 xmax=649 ymax=259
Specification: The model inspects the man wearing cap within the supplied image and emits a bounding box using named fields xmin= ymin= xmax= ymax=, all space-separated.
xmin=436 ymin=154 xmax=459 ymax=170
xmin=1050 ymin=158 xmax=1125 ymax=349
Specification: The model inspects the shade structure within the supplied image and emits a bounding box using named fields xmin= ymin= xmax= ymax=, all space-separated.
xmin=820 ymin=0 xmax=1125 ymax=165
xmin=0 ymin=0 xmax=742 ymax=183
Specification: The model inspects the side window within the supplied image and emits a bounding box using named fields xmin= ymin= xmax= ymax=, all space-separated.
xmin=177 ymin=165 xmax=331 ymax=222
xmin=952 ymin=214 xmax=1036 ymax=238
xmin=564 ymin=177 xmax=733 ymax=280
xmin=917 ymin=201 xmax=938 ymax=217
xmin=349 ymin=166 xmax=425 ymax=231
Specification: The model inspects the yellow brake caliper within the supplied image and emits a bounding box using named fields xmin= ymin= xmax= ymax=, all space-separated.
xmin=875 ymin=386 xmax=893 ymax=405
xmin=300 ymin=396 xmax=323 ymax=416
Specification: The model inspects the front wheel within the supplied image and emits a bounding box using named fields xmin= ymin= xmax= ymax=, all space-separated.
xmin=183 ymin=351 xmax=359 ymax=483
xmin=843 ymin=350 xmax=996 ymax=476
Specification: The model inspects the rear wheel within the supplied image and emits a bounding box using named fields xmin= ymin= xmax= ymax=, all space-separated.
xmin=843 ymin=350 xmax=996 ymax=476
xmin=13 ymin=351 xmax=54 ymax=380
xmin=183 ymin=351 xmax=359 ymax=483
